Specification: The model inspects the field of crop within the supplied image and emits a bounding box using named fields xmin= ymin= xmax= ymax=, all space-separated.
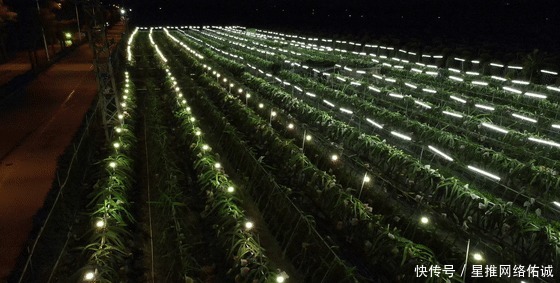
xmin=14 ymin=25 xmax=560 ymax=283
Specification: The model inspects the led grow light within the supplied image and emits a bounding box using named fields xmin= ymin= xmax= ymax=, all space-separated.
xmin=366 ymin=118 xmax=383 ymax=129
xmin=467 ymin=165 xmax=501 ymax=181
xmin=449 ymin=76 xmax=464 ymax=82
xmin=528 ymin=137 xmax=560 ymax=148
xmin=503 ymin=86 xmax=522 ymax=94
xmin=391 ymin=131 xmax=412 ymax=141
xmin=405 ymin=83 xmax=417 ymax=89
xmin=471 ymin=81 xmax=488 ymax=86
xmin=524 ymin=92 xmax=547 ymax=99
xmin=475 ymin=104 xmax=495 ymax=111
xmin=512 ymin=80 xmax=529 ymax=85
xmin=450 ymin=96 xmax=467 ymax=104
xmin=442 ymin=111 xmax=463 ymax=118
xmin=512 ymin=113 xmax=537 ymax=123
xmin=340 ymin=108 xmax=353 ymax=114
xmin=491 ymin=76 xmax=507 ymax=81
xmin=428 ymin=145 xmax=454 ymax=161
xmin=541 ymin=70 xmax=558 ymax=75
xmin=481 ymin=122 xmax=508 ymax=134
xmin=323 ymin=100 xmax=335 ymax=107
xmin=414 ymin=100 xmax=432 ymax=109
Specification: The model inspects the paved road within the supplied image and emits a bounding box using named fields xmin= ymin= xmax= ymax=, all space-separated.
xmin=0 ymin=22 xmax=125 ymax=280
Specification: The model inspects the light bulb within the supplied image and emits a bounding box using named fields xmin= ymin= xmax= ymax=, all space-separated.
xmin=331 ymin=154 xmax=338 ymax=161
xmin=472 ymin=253 xmax=483 ymax=261
xmin=113 ymin=142 xmax=120 ymax=149
xmin=245 ymin=221 xmax=254 ymax=230
xmin=287 ymin=123 xmax=294 ymax=129
xmin=214 ymin=163 xmax=221 ymax=169
xmin=227 ymin=186 xmax=235 ymax=193
xmin=258 ymin=103 xmax=264 ymax=108
xmin=202 ymin=144 xmax=209 ymax=151
xmin=363 ymin=175 xmax=370 ymax=183
xmin=420 ymin=216 xmax=429 ymax=224
xmin=305 ymin=135 xmax=312 ymax=141
xmin=109 ymin=162 xmax=116 ymax=168
xmin=95 ymin=219 xmax=105 ymax=228
xmin=84 ymin=271 xmax=95 ymax=281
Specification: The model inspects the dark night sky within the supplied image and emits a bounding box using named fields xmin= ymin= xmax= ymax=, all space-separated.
xmin=124 ymin=0 xmax=560 ymax=50
xmin=3 ymin=1 xmax=560 ymax=51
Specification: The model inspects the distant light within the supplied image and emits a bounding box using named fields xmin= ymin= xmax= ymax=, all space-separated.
xmin=541 ymin=69 xmax=558 ymax=75
xmin=472 ymin=253 xmax=484 ymax=261
xmin=95 ymin=219 xmax=105 ymax=229
xmin=420 ymin=216 xmax=429 ymax=224
xmin=244 ymin=221 xmax=254 ymax=230
xmin=305 ymin=135 xmax=312 ymax=141
xmin=331 ymin=154 xmax=338 ymax=161
xmin=227 ymin=186 xmax=235 ymax=193
xmin=475 ymin=104 xmax=495 ymax=111
xmin=84 ymin=271 xmax=95 ymax=281
xmin=65 ymin=32 xmax=72 ymax=39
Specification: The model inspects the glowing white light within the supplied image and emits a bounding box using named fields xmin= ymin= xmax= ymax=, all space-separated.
xmin=490 ymin=63 xmax=504 ymax=68
xmin=512 ymin=80 xmax=529 ymax=85
xmin=276 ymin=275 xmax=286 ymax=283
xmin=414 ymin=100 xmax=432 ymax=109
xmin=553 ymin=201 xmax=560 ymax=208
xmin=420 ymin=216 xmax=429 ymax=224
xmin=356 ymin=70 xmax=366 ymax=74
xmin=547 ymin=86 xmax=560 ymax=92
xmin=448 ymin=68 xmax=461 ymax=73
xmin=323 ymin=100 xmax=335 ymax=107
xmin=472 ymin=81 xmax=488 ymax=86
xmin=113 ymin=142 xmax=120 ymax=149
xmin=475 ymin=104 xmax=495 ymax=111
xmin=95 ymin=219 xmax=105 ymax=228
xmin=340 ymin=108 xmax=353 ymax=114
xmin=454 ymin=57 xmax=465 ymax=62
xmin=305 ymin=135 xmax=312 ymax=141
xmin=350 ymin=81 xmax=361 ymax=86
xmin=391 ymin=131 xmax=412 ymax=141
xmin=305 ymin=92 xmax=316 ymax=98
xmin=422 ymin=88 xmax=437 ymax=93
xmin=294 ymin=86 xmax=302 ymax=92
xmin=214 ymin=163 xmax=221 ymax=169
xmin=449 ymin=76 xmax=464 ymax=82
xmin=227 ymin=186 xmax=235 ymax=193
xmin=245 ymin=221 xmax=254 ymax=230
xmin=363 ymin=175 xmax=371 ymax=183
xmin=428 ymin=145 xmax=454 ymax=161
xmin=541 ymin=70 xmax=558 ymax=75
xmin=512 ymin=113 xmax=537 ymax=123
xmin=491 ymin=76 xmax=507 ymax=81
xmin=481 ymin=123 xmax=508 ymax=134
xmin=389 ymin=93 xmax=404 ymax=99
xmin=287 ymin=123 xmax=294 ymax=129
xmin=385 ymin=78 xmax=397 ymax=83
xmin=405 ymin=83 xmax=417 ymax=89
xmin=508 ymin=65 xmax=523 ymax=70
xmin=426 ymin=71 xmax=438 ymax=76
xmin=331 ymin=154 xmax=338 ymax=161
xmin=84 ymin=271 xmax=95 ymax=281
xmin=552 ymin=124 xmax=560 ymax=129
xmin=468 ymin=166 xmax=501 ymax=181
xmin=524 ymin=92 xmax=547 ymax=99
xmin=366 ymin=118 xmax=383 ymax=129
xmin=442 ymin=111 xmax=463 ymax=118
xmin=450 ymin=96 xmax=467 ymax=104
xmin=528 ymin=137 xmax=560 ymax=148
xmin=258 ymin=103 xmax=264 ymax=108
xmin=466 ymin=71 xmax=480 ymax=76
xmin=109 ymin=161 xmax=117 ymax=168
xmin=372 ymin=74 xmax=383 ymax=80
xmin=368 ymin=86 xmax=381 ymax=92
xmin=411 ymin=68 xmax=422 ymax=73
xmin=472 ymin=253 xmax=484 ymax=261
xmin=503 ymin=86 xmax=522 ymax=94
